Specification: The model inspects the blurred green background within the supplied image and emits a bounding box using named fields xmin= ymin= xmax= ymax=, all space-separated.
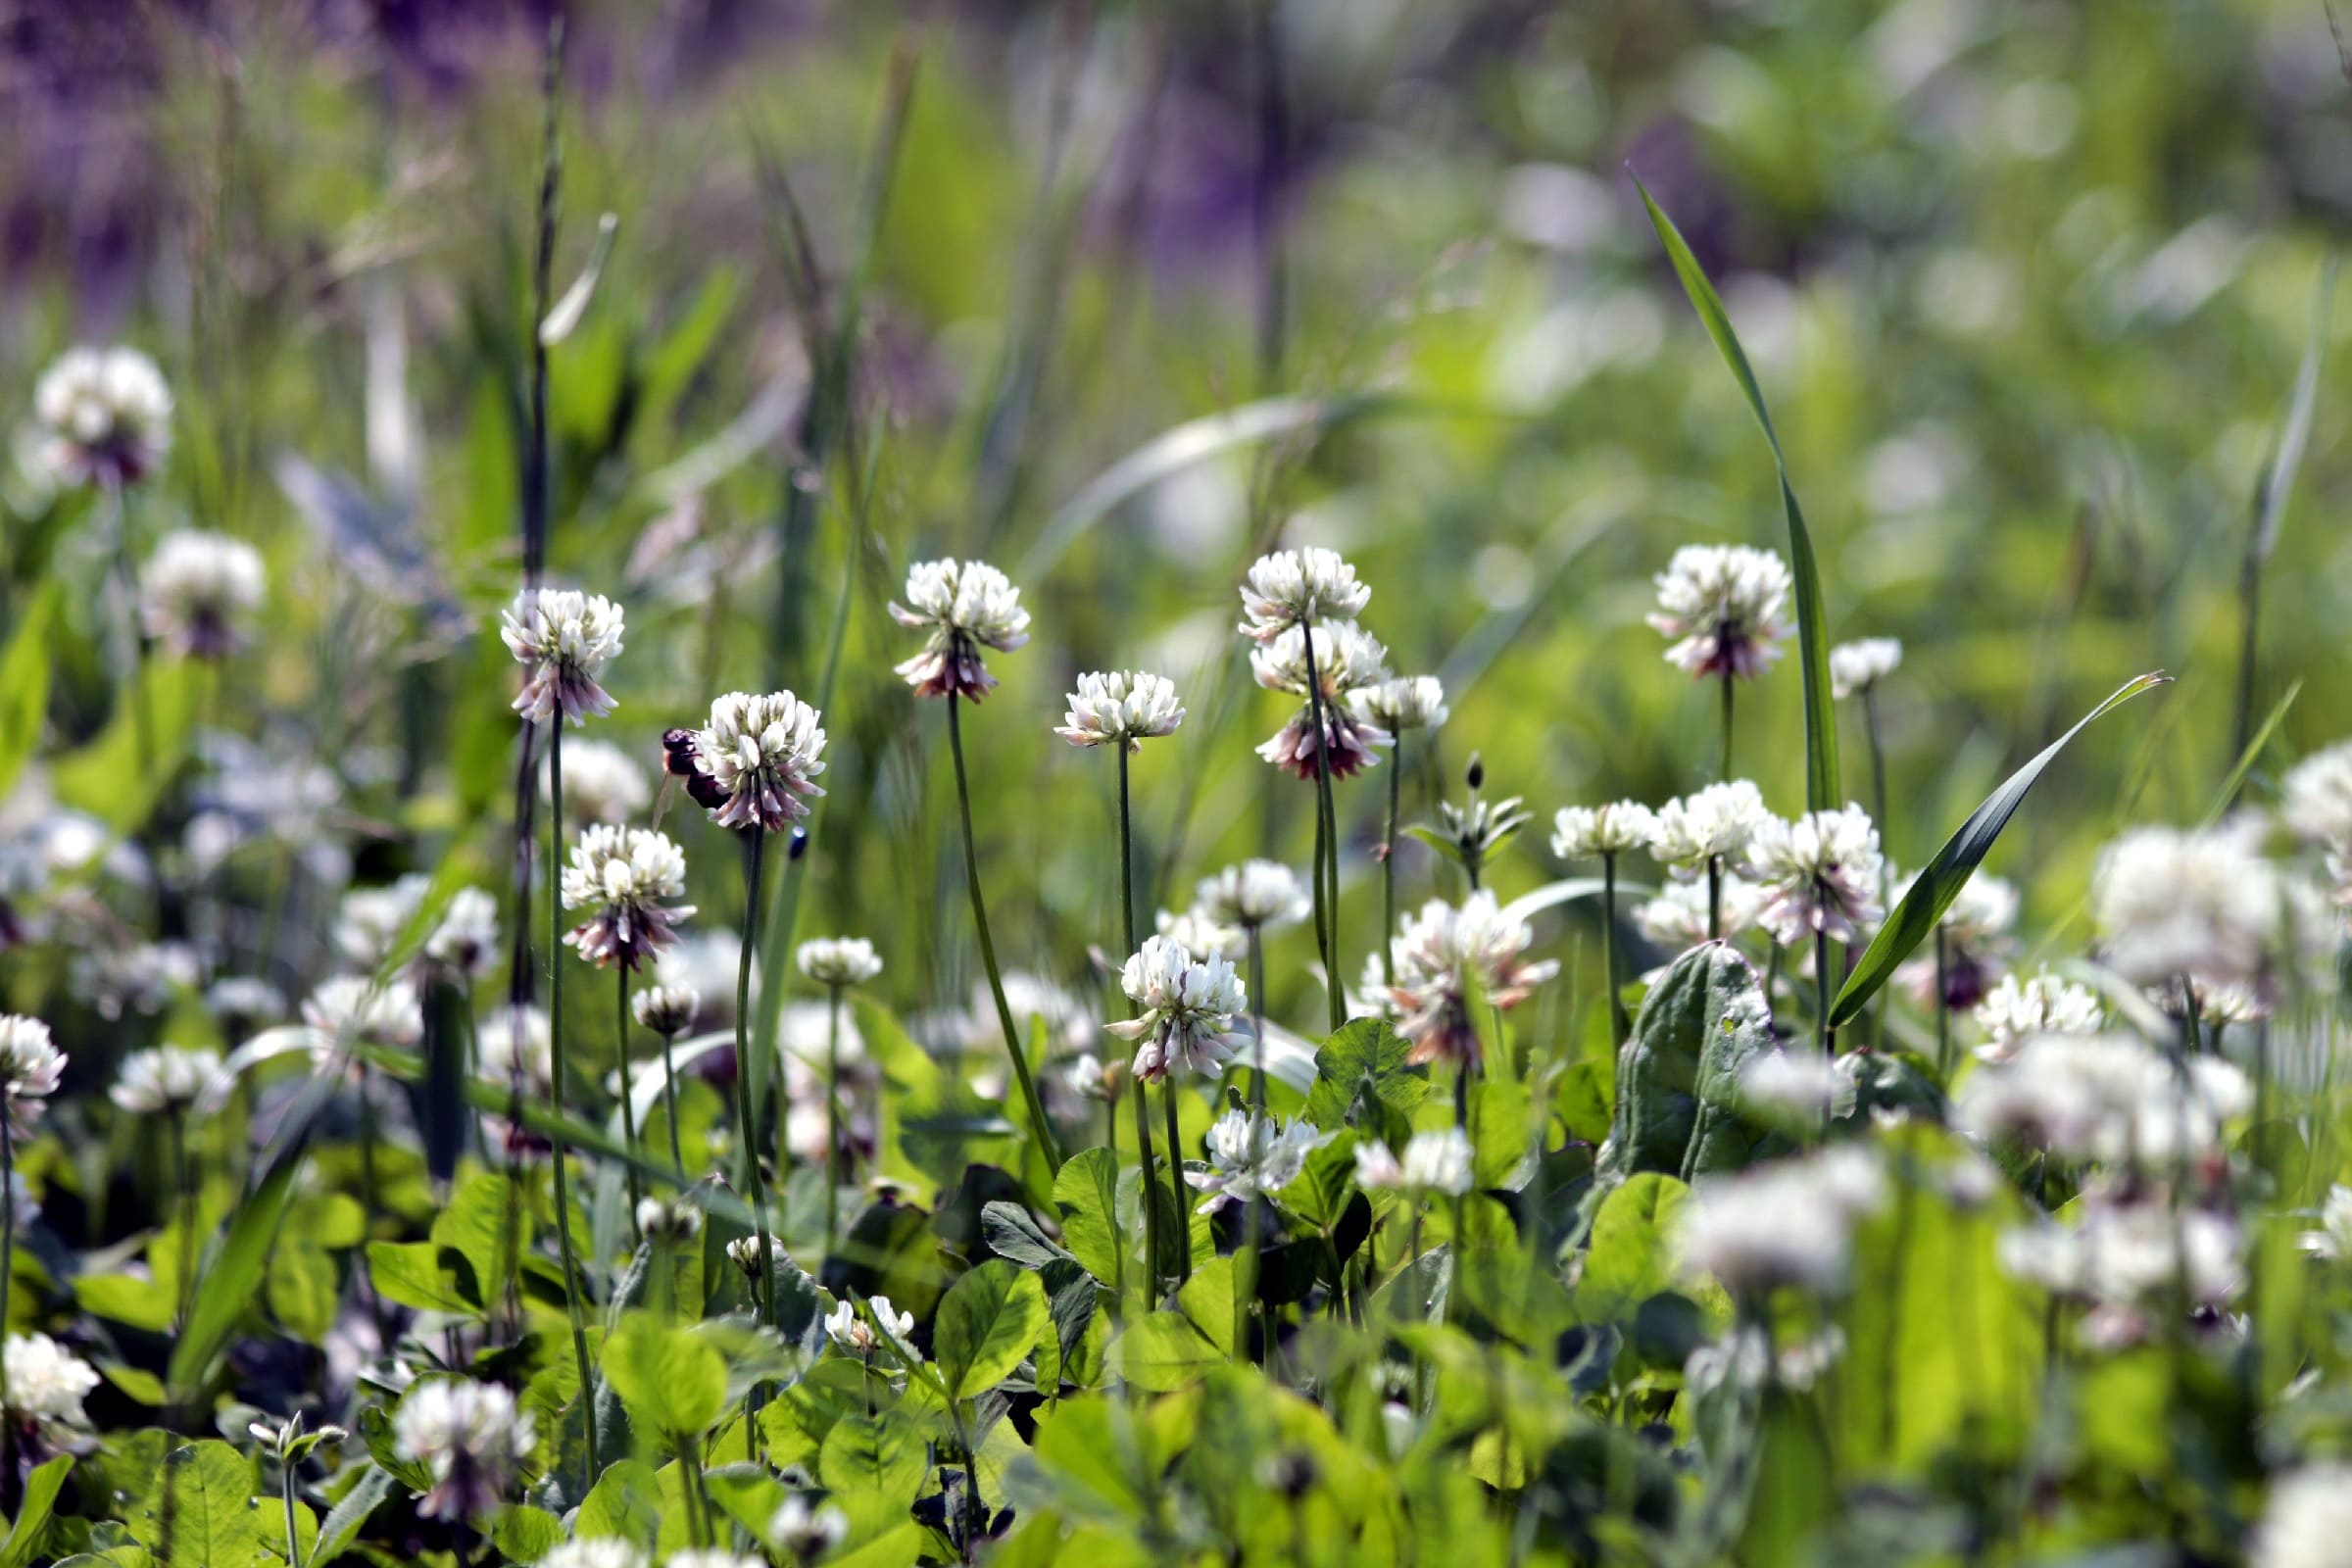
xmin=3 ymin=0 xmax=2349 ymax=1051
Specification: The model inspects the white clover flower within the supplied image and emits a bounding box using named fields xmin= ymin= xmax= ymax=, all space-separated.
xmin=1891 ymin=867 xmax=2018 ymax=1010
xmin=1237 ymin=546 xmax=1371 ymax=642
xmin=823 ymin=1295 xmax=912 ymax=1353
xmin=1251 ymin=622 xmax=1393 ymax=781
xmin=1105 ymin=935 xmax=1246 ymax=1084
xmin=33 ymin=346 xmax=172 ymax=487
xmin=479 ymin=1005 xmax=553 ymax=1093
xmin=1193 ymin=860 xmax=1310 ymax=933
xmin=1954 ymin=1032 xmax=2247 ymax=1168
xmin=392 ymin=1379 xmax=537 ymax=1522
xmin=424 ymin=887 xmax=501 ymax=980
xmin=889 ymin=559 xmax=1030 ymax=700
xmin=1675 ymin=1146 xmax=1886 ymax=1295
xmin=303 ymin=976 xmax=423 ymax=1050
xmin=0 ymin=1017 xmax=67 ymax=1112
xmin=1649 ymin=780 xmax=1770 ymax=871
xmin=553 ymin=738 xmax=653 ymax=826
xmin=2252 ymin=1464 xmax=2352 ymax=1568
xmin=2093 ymin=821 xmax=2280 ymax=993
xmin=682 ymin=691 xmax=828 ymax=833
xmin=726 ymin=1233 xmax=787 ymax=1280
xmin=561 ymin=825 xmax=695 ymax=972
xmin=1350 ymin=674 xmax=1447 ymax=734
xmin=1387 ymin=892 xmax=1559 ymax=1068
xmin=1737 ymin=1050 xmax=1848 ymax=1125
xmin=1055 ymin=669 xmax=1184 ymax=751
xmin=2300 ymin=1186 xmax=2352 ymax=1260
xmin=1972 ymin=969 xmax=2103 ymax=1062
xmin=110 ymin=1046 xmax=223 ymax=1116
xmin=1354 ymin=1127 xmax=1474 ymax=1198
xmin=72 ymin=940 xmax=198 ymax=1021
xmin=1634 ymin=875 xmax=1766 ymax=953
xmin=1997 ymin=1202 xmax=2241 ymax=1315
xmin=1059 ymin=1052 xmax=1120 ymax=1103
xmin=205 ymin=976 xmax=286 ymax=1028
xmin=1927 ymin=870 xmax=2018 ymax=947
xmin=544 ymin=1544 xmax=649 ymax=1568
xmin=1647 ymin=544 xmax=1794 ymax=681
xmin=1744 ymin=804 xmax=1884 ymax=947
xmin=797 ymin=936 xmax=882 ymax=989
xmin=636 ymin=1196 xmax=704 ymax=1244
xmin=139 ymin=529 xmax=266 ymax=660
xmin=3 ymin=1333 xmax=99 ymax=1439
xmin=1551 ymin=801 xmax=1658 ymax=860
xmin=1187 ymin=1109 xmax=1333 ymax=1213
xmin=335 ymin=873 xmax=431 ymax=970
xmin=632 ymin=984 xmax=701 ymax=1036
xmin=1828 ymin=637 xmax=1902 ymax=699
xmin=1155 ymin=906 xmax=1242 ymax=961
xmin=665 ymin=1552 xmax=765 ymax=1568
xmin=501 ymin=588 xmax=624 ymax=727
xmin=771 ymin=1494 xmax=852 ymax=1561
xmin=2282 ymin=741 xmax=2352 ymax=849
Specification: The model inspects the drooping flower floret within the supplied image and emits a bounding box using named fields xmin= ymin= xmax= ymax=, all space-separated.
xmin=1352 ymin=1127 xmax=1474 ymax=1197
xmin=684 ymin=691 xmax=829 ymax=833
xmin=139 ymin=530 xmax=266 ymax=659
xmin=1193 ymin=860 xmax=1310 ymax=933
xmin=110 ymin=1046 xmax=223 ymax=1116
xmin=1647 ymin=544 xmax=1794 ymax=681
xmin=1743 ymin=804 xmax=1884 ymax=947
xmin=889 ymin=559 xmax=1030 ymax=700
xmin=797 ymin=936 xmax=882 ymax=989
xmin=1648 ymin=780 xmax=1771 ymax=872
xmin=34 ymin=345 xmax=172 ymax=487
xmin=1350 ymin=673 xmax=1447 ymax=734
xmin=1551 ymin=801 xmax=1658 ymax=860
xmin=1387 ymin=892 xmax=1559 ymax=1067
xmin=1828 ymin=636 xmax=1902 ymax=699
xmin=1106 ymin=935 xmax=1247 ymax=1083
xmin=1187 ymin=1108 xmax=1333 ymax=1213
xmin=1251 ymin=622 xmax=1393 ymax=781
xmin=501 ymin=587 xmax=624 ymax=726
xmin=1055 ymin=669 xmax=1185 ymax=751
xmin=1237 ymin=546 xmax=1371 ymax=642
xmin=561 ymin=825 xmax=695 ymax=972
xmin=1972 ymin=968 xmax=2104 ymax=1062
xmin=392 ymin=1378 xmax=537 ymax=1522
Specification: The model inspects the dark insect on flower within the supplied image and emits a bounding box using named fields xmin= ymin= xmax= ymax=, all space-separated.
xmin=662 ymin=727 xmax=728 ymax=812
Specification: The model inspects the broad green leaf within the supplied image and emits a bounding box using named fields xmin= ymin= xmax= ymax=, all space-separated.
xmin=602 ymin=1313 xmax=729 ymax=1437
xmin=1575 ymin=1174 xmax=1689 ymax=1321
xmin=1592 ymin=944 xmax=1774 ymax=1196
xmin=1052 ymin=1148 xmax=1122 ymax=1286
xmin=573 ymin=1458 xmax=662 ymax=1542
xmin=1636 ymin=177 xmax=1838 ymax=812
xmin=73 ymin=1273 xmax=175 ymax=1334
xmin=431 ymin=1170 xmax=521 ymax=1311
xmin=933 ymin=1259 xmax=1049 ymax=1398
xmin=309 ymin=1463 xmax=394 ymax=1568
xmin=1303 ymin=1018 xmax=1428 ymax=1141
xmin=52 ymin=657 xmax=209 ymax=835
xmin=818 ymin=1411 xmax=930 ymax=1509
xmin=1116 ymin=1310 xmax=1226 ymax=1393
xmin=490 ymin=1506 xmax=564 ymax=1564
xmin=169 ymin=1152 xmax=301 ymax=1400
xmin=701 ymin=1463 xmax=790 ymax=1544
xmin=129 ymin=1442 xmax=259 ymax=1568
xmin=363 ymin=1242 xmax=472 ymax=1316
xmin=0 ymin=578 xmax=59 ymax=805
xmin=265 ymin=1240 xmax=339 ymax=1343
xmin=1831 ymin=671 xmax=2170 ymax=1026
xmin=981 ymin=1200 xmax=1073 ymax=1270
xmin=0 ymin=1454 xmax=72 ymax=1568
xmin=1276 ymin=1135 xmax=1360 ymax=1232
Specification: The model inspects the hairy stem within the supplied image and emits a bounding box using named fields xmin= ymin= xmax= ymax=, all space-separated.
xmin=546 ymin=724 xmax=600 ymax=1478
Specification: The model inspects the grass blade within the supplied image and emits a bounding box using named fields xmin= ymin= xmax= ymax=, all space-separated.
xmin=537 ymin=211 xmax=620 ymax=347
xmin=1634 ymin=175 xmax=1839 ymax=811
xmin=1830 ymin=671 xmax=2171 ymax=1027
xmin=2203 ymin=678 xmax=2302 ymax=829
xmin=166 ymin=1145 xmax=303 ymax=1400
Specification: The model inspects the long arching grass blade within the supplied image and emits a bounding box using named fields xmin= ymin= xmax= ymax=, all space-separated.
xmin=1634 ymin=174 xmax=1839 ymax=812
xmin=1830 ymin=671 xmax=2171 ymax=1027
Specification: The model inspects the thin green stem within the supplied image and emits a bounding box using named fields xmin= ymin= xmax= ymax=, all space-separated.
xmin=735 ymin=826 xmax=775 ymax=1321
xmin=546 ymin=723 xmax=600 ymax=1479
xmin=170 ymin=1110 xmax=194 ymax=1329
xmin=1814 ymin=927 xmax=1833 ymax=1063
xmin=0 ymin=1109 xmax=13 ymax=1408
xmin=282 ymin=1453 xmax=305 ymax=1568
xmin=615 ymin=965 xmax=643 ymax=1242
xmin=1602 ymin=853 xmax=1627 ymax=1046
xmin=1718 ymin=671 xmax=1735 ymax=783
xmin=1162 ymin=1084 xmax=1192 ymax=1283
xmin=948 ymin=693 xmax=1063 ymax=1171
xmin=659 ymin=1026 xmax=686 ymax=1179
xmin=1133 ymin=1088 xmax=1161 ymax=1307
xmin=826 ymin=984 xmax=845 ymax=1259
xmin=1382 ymin=735 xmax=1402 ymax=986
xmin=1299 ymin=625 xmax=1346 ymax=1033
xmin=1864 ymin=684 xmax=1891 ymax=1053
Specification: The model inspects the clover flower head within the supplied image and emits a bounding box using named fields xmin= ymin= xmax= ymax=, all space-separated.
xmin=1238 ymin=546 xmax=1371 ymax=641
xmin=1828 ymin=637 xmax=1902 ymax=699
xmin=1194 ymin=860 xmax=1310 ymax=933
xmin=1737 ymin=1050 xmax=1850 ymax=1126
xmin=771 ymin=1494 xmax=852 ymax=1561
xmin=1675 ymin=1146 xmax=1886 ymax=1295
xmin=543 ymin=1544 xmax=649 ymax=1568
xmin=392 ymin=1379 xmax=537 ymax=1522
xmin=139 ymin=530 xmax=266 ymax=659
xmin=1972 ymin=968 xmax=2104 ymax=1062
xmin=205 ymin=977 xmax=286 ymax=1028
xmin=2283 ymin=740 xmax=2352 ymax=850
xmin=824 ymin=1295 xmax=912 ymax=1353
xmin=2252 ymin=1464 xmax=2352 ymax=1568
xmin=111 ymin=1046 xmax=223 ymax=1116
xmin=1155 ymin=906 xmax=1242 ymax=961
xmin=635 ymin=1196 xmax=704 ymax=1245
xmin=34 ymin=345 xmax=172 ymax=487
xmin=665 ymin=1552 xmax=765 ymax=1568
xmin=1551 ymin=801 xmax=1658 ymax=860
xmin=1354 ymin=1127 xmax=1474 ymax=1197
xmin=1647 ymin=544 xmax=1794 ymax=681
xmin=2093 ymin=820 xmax=2279 ymax=994
xmin=1105 ymin=935 xmax=1246 ymax=1084
xmin=1955 ymin=1032 xmax=2247 ymax=1168
xmin=0 ymin=1017 xmax=66 ymax=1109
xmin=632 ymin=984 xmax=701 ymax=1036
xmin=726 ymin=1233 xmax=787 ymax=1280
xmin=1997 ymin=1201 xmax=2242 ymax=1323
xmin=686 ymin=690 xmax=828 ymax=832
xmin=303 ymin=975 xmax=423 ymax=1050
xmin=1351 ymin=674 xmax=1447 ymax=734
xmin=1635 ymin=875 xmax=1766 ymax=954
xmin=3 ymin=1332 xmax=99 ymax=1440
xmin=889 ymin=559 xmax=1030 ymax=700
xmin=501 ymin=587 xmax=624 ymax=726
xmin=335 ymin=873 xmax=431 ymax=970
xmin=553 ymin=738 xmax=653 ymax=826
xmin=1250 ymin=620 xmax=1391 ymax=700
xmin=2301 ymin=1186 xmax=2352 ymax=1261
xmin=798 ymin=936 xmax=882 ymax=989
xmin=1388 ymin=892 xmax=1559 ymax=1067
xmin=1744 ymin=804 xmax=1884 ymax=947
xmin=424 ymin=886 xmax=501 ymax=979
xmin=1649 ymin=780 xmax=1771 ymax=870
xmin=562 ymin=825 xmax=695 ymax=972
xmin=1056 ymin=669 xmax=1185 ymax=751
xmin=479 ymin=1005 xmax=553 ymax=1093
xmin=1187 ymin=1109 xmax=1333 ymax=1212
